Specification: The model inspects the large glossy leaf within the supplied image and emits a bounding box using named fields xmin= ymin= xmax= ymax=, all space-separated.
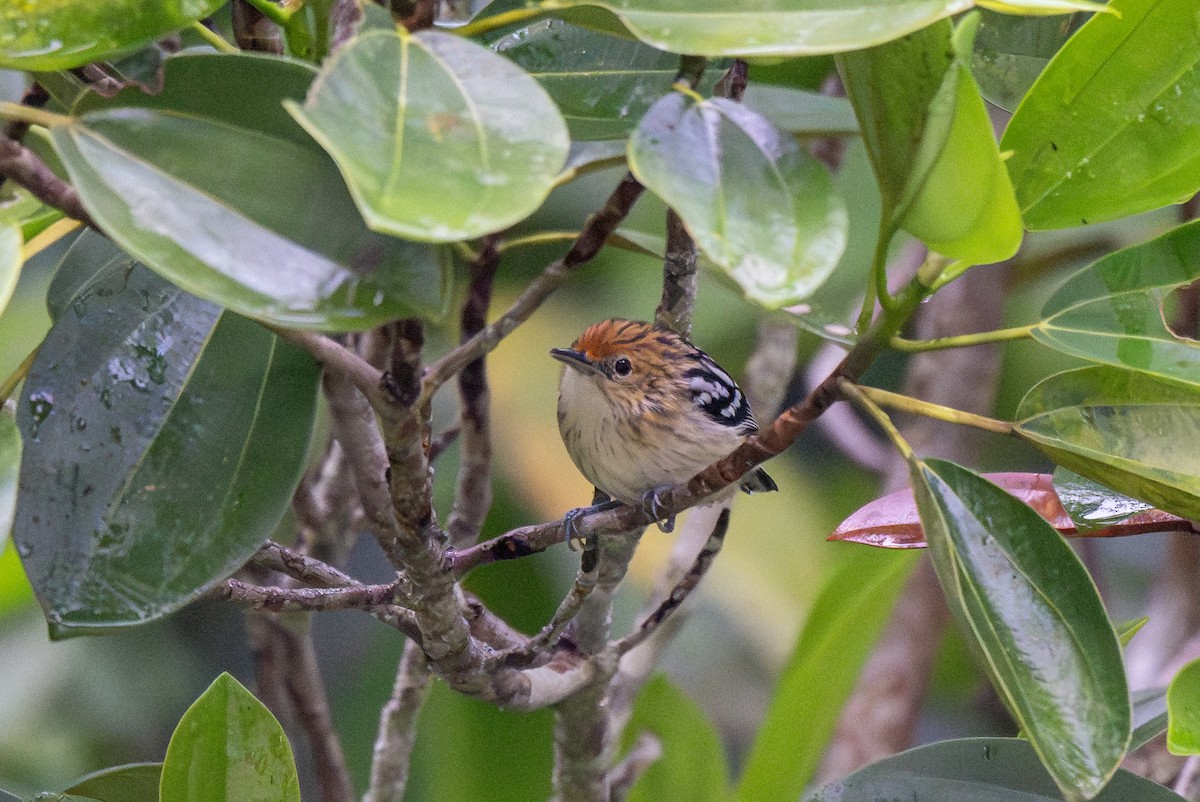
xmin=65 ymin=763 xmax=163 ymax=802
xmin=13 ymin=233 xmax=320 ymax=635
xmin=466 ymin=0 xmax=1104 ymax=58
xmin=741 ymin=85 xmax=859 ymax=137
xmin=1168 ymin=659 xmax=1200 ymax=755
xmin=0 ymin=413 xmax=17 ymax=554
xmin=1016 ymin=366 xmax=1200 ymax=522
xmin=1053 ymin=467 xmax=1154 ymax=532
xmin=1032 ymin=219 xmax=1200 ymax=387
xmin=623 ymin=675 xmax=727 ymax=802
xmin=735 ymin=547 xmax=919 ymax=802
xmin=287 ymin=29 xmax=569 ymax=242
xmin=1003 ymin=0 xmax=1200 ymax=230
xmin=161 ymin=673 xmax=300 ymax=802
xmin=0 ymin=224 xmax=17 ymax=319
xmin=911 ymin=459 xmax=1129 ymax=801
xmin=50 ymin=53 xmax=449 ymax=331
xmin=494 ymin=20 xmax=723 ymax=141
xmin=972 ymin=9 xmax=1080 ymax=111
xmin=805 ymin=738 xmax=1181 ymax=801
xmin=0 ymin=0 xmax=224 ymax=71
xmin=629 ymin=92 xmax=847 ymax=307
xmin=841 ymin=16 xmax=1021 ymax=263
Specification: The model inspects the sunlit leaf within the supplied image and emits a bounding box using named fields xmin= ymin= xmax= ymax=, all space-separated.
xmin=805 ymin=738 xmax=1177 ymax=801
xmin=1003 ymin=0 xmax=1200 ymax=229
xmin=911 ymin=460 xmax=1129 ymax=801
xmin=829 ymin=472 xmax=1194 ymax=548
xmin=466 ymin=0 xmax=1102 ymax=58
xmin=52 ymin=52 xmax=450 ymax=331
xmin=735 ymin=547 xmax=919 ymax=801
xmin=629 ymin=92 xmax=847 ymax=307
xmin=1169 ymin=659 xmax=1200 ymax=755
xmin=1016 ymin=366 xmax=1200 ymax=523
xmin=623 ymin=675 xmax=727 ymax=802
xmin=14 ymin=233 xmax=320 ymax=635
xmin=161 ymin=673 xmax=300 ymax=802
xmin=1032 ymin=219 xmax=1200 ymax=387
xmin=0 ymin=0 xmax=225 ymax=71
xmin=287 ymin=29 xmax=569 ymax=242
xmin=66 ymin=762 xmax=162 ymax=802
xmin=0 ymin=413 xmax=17 ymax=554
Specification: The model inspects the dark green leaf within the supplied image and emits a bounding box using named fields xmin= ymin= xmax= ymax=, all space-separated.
xmin=0 ymin=412 xmax=17 ymax=554
xmin=971 ymin=9 xmax=1080 ymax=111
xmin=911 ymin=460 xmax=1129 ymax=801
xmin=735 ymin=548 xmax=919 ymax=801
xmin=1016 ymin=366 xmax=1200 ymax=522
xmin=14 ymin=232 xmax=320 ymax=635
xmin=287 ymin=29 xmax=569 ymax=242
xmin=1003 ymin=0 xmax=1200 ymax=229
xmin=629 ymin=92 xmax=846 ymax=307
xmin=623 ymin=675 xmax=727 ymax=802
xmin=161 ymin=673 xmax=300 ymax=802
xmin=65 ymin=763 xmax=162 ymax=802
xmin=1132 ymin=687 xmax=1168 ymax=752
xmin=1053 ymin=467 xmax=1154 ymax=532
xmin=805 ymin=738 xmax=1181 ymax=801
xmin=0 ymin=0 xmax=225 ymax=71
xmin=494 ymin=20 xmax=722 ymax=141
xmin=1032 ymin=219 xmax=1200 ymax=387
xmin=1168 ymin=659 xmax=1200 ymax=755
xmin=52 ymin=53 xmax=449 ymax=331
xmin=0 ymin=790 xmax=17 ymax=802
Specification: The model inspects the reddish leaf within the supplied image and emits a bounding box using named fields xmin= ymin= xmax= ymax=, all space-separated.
xmin=830 ymin=472 xmax=1195 ymax=549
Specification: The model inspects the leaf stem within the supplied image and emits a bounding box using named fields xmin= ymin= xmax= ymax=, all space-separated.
xmin=0 ymin=345 xmax=39 ymax=403
xmin=856 ymin=219 xmax=896 ymax=332
xmin=890 ymin=323 xmax=1036 ymax=353
xmin=497 ymin=231 xmax=580 ymax=254
xmin=453 ymin=7 xmax=542 ymax=38
xmin=241 ymin=0 xmax=297 ymax=25
xmin=190 ymin=21 xmax=240 ymax=53
xmin=853 ymin=384 xmax=1014 ymax=435
xmin=838 ymin=379 xmax=914 ymax=460
xmin=0 ymin=102 xmax=71 ymax=129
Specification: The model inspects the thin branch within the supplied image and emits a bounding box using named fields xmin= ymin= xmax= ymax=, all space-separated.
xmin=283 ymin=626 xmax=356 ymax=802
xmin=609 ymin=732 xmax=663 ymax=802
xmin=365 ymin=640 xmax=432 ymax=802
xmin=854 ymin=384 xmax=1014 ymax=435
xmin=447 ymin=235 xmax=500 ymax=547
xmin=266 ymin=326 xmax=383 ymax=403
xmin=215 ymin=577 xmax=397 ymax=612
xmin=420 ymin=172 xmax=645 ymax=407
xmin=655 ymin=209 xmax=698 ymax=339
xmin=427 ymin=423 xmax=460 ymax=462
xmin=491 ymin=562 xmax=600 ymax=669
xmin=400 ymin=0 xmax=437 ymax=31
xmin=251 ymin=540 xmax=361 ymax=588
xmin=0 ymin=132 xmax=95 ymax=227
xmin=890 ymin=323 xmax=1036 ymax=353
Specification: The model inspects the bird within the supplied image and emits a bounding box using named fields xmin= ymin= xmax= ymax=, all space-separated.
xmin=551 ymin=318 xmax=776 ymax=535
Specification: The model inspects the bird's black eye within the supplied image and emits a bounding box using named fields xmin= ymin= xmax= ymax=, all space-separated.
xmin=613 ymin=357 xmax=632 ymax=377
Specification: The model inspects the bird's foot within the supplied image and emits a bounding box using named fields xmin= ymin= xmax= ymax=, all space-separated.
xmin=640 ymin=487 xmax=675 ymax=533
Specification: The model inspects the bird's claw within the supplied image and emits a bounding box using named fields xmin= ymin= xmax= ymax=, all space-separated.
xmin=563 ymin=507 xmax=588 ymax=551
xmin=640 ymin=487 xmax=675 ymax=533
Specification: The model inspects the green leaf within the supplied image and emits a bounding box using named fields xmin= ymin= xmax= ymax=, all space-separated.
xmin=0 ymin=0 xmax=225 ymax=71
xmin=911 ymin=459 xmax=1129 ymax=802
xmin=1132 ymin=687 xmax=1169 ymax=752
xmin=804 ymin=738 xmax=1181 ymax=801
xmin=841 ymin=16 xmax=1021 ymax=263
xmin=161 ymin=673 xmax=300 ymax=802
xmin=1032 ymin=219 xmax=1200 ymax=387
xmin=286 ymin=29 xmax=569 ymax=242
xmin=971 ymin=9 xmax=1080 ymax=111
xmin=0 ymin=412 xmax=17 ymax=555
xmin=1116 ymin=617 xmax=1148 ymax=647
xmin=13 ymin=232 xmax=320 ymax=635
xmin=623 ymin=675 xmax=727 ymax=802
xmin=0 ymin=224 xmax=18 ymax=320
xmin=629 ymin=92 xmax=847 ymax=307
xmin=65 ymin=763 xmax=162 ymax=802
xmin=1053 ymin=467 xmax=1154 ymax=532
xmin=494 ymin=20 xmax=723 ymax=141
xmin=1168 ymin=659 xmax=1200 ymax=755
xmin=467 ymin=0 xmax=1104 ymax=58
xmin=735 ymin=547 xmax=919 ymax=801
xmin=51 ymin=53 xmax=450 ymax=331
xmin=1003 ymin=0 xmax=1200 ymax=230
xmin=1016 ymin=366 xmax=1200 ymax=522
xmin=741 ymin=85 xmax=859 ymax=137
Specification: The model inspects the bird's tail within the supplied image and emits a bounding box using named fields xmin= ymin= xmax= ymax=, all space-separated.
xmin=738 ymin=467 xmax=777 ymax=495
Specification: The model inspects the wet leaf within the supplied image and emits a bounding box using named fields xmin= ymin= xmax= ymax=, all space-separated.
xmin=52 ymin=52 xmax=450 ymax=331
xmin=0 ymin=224 xmax=18 ymax=318
xmin=0 ymin=413 xmax=17 ymax=554
xmin=14 ymin=232 xmax=320 ymax=635
xmin=805 ymin=738 xmax=1177 ymax=801
xmin=161 ymin=673 xmax=300 ymax=802
xmin=911 ymin=460 xmax=1129 ymax=801
xmin=629 ymin=92 xmax=847 ymax=307
xmin=287 ymin=29 xmax=569 ymax=242
xmin=1016 ymin=366 xmax=1200 ymax=523
xmin=971 ymin=9 xmax=1079 ymax=111
xmin=466 ymin=0 xmax=1103 ymax=58
xmin=623 ymin=675 xmax=727 ymax=802
xmin=736 ymin=546 xmax=919 ymax=801
xmin=1032 ymin=218 xmax=1200 ymax=387
xmin=65 ymin=763 xmax=162 ymax=802
xmin=1003 ymin=0 xmax=1200 ymax=230
xmin=829 ymin=472 xmax=1194 ymax=548
xmin=1053 ymin=467 xmax=1154 ymax=532
xmin=494 ymin=20 xmax=722 ymax=141
xmin=0 ymin=0 xmax=225 ymax=71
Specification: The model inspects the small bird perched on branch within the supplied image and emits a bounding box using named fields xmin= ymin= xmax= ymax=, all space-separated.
xmin=551 ymin=318 xmax=776 ymax=534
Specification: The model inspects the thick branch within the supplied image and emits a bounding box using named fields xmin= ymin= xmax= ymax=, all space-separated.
xmin=0 ymin=133 xmax=94 ymax=227
xmin=215 ymin=578 xmax=397 ymax=612
xmin=365 ymin=640 xmax=431 ymax=802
